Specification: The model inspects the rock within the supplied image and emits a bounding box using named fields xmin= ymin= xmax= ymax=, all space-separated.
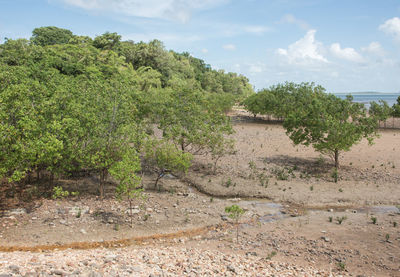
xmin=321 ymin=236 xmax=330 ymax=242
xmin=146 ymin=208 xmax=153 ymax=213
xmin=86 ymin=271 xmax=102 ymax=277
xmin=51 ymin=269 xmax=66 ymax=275
xmin=107 ymin=218 xmax=114 ymax=224
xmin=104 ymin=254 xmax=118 ymax=263
xmin=227 ymin=265 xmax=236 ymax=272
xmin=227 ymin=198 xmax=241 ymax=202
xmin=132 ymin=266 xmax=143 ymax=273
xmin=69 ymin=206 xmax=90 ymax=216
xmin=8 ymin=265 xmax=19 ymax=273
xmin=80 ymin=229 xmax=87 ymax=234
xmin=221 ymin=215 xmax=229 ymax=221
xmin=128 ymin=209 xmax=140 ymax=214
xmin=59 ymin=219 xmax=67 ymax=225
xmin=246 ymin=251 xmax=257 ymax=257
xmin=8 ymin=208 xmax=27 ymax=215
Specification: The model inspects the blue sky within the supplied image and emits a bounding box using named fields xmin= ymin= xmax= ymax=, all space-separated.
xmin=1 ymin=0 xmax=400 ymax=93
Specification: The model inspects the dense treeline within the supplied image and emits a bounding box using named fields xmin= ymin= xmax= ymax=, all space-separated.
xmin=0 ymin=26 xmax=253 ymax=195
xmin=243 ymin=82 xmax=382 ymax=179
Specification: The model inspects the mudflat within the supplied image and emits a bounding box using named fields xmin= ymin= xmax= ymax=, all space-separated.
xmin=0 ymin=111 xmax=399 ymax=276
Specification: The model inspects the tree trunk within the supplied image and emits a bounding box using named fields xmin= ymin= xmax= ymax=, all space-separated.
xmin=129 ymin=199 xmax=133 ymax=228
xmin=100 ymin=168 xmax=107 ymax=199
xmin=236 ymin=220 xmax=239 ymax=243
xmin=155 ymin=171 xmax=163 ymax=190
xmin=334 ymin=150 xmax=339 ymax=169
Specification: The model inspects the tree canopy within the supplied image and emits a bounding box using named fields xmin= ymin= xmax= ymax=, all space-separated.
xmin=0 ymin=27 xmax=251 ymax=194
xmin=243 ymin=82 xmax=381 ymax=172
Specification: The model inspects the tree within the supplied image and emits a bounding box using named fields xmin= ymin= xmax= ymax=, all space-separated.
xmin=282 ymin=83 xmax=379 ymax=171
xmin=31 ymin=26 xmax=74 ymax=46
xmin=93 ymin=32 xmax=121 ymax=51
xmin=369 ymin=100 xmax=392 ymax=127
xmin=225 ymin=205 xmax=245 ymax=243
xmin=144 ymin=140 xmax=192 ymax=190
xmin=392 ymin=96 xmax=400 ymax=118
xmin=110 ymin=149 xmax=144 ymax=228
xmin=156 ymin=88 xmax=233 ymax=154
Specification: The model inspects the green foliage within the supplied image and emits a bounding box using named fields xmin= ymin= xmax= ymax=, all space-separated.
xmin=110 ymin=149 xmax=144 ymax=228
xmin=52 ymin=186 xmax=71 ymax=199
xmin=93 ymin=32 xmax=121 ymax=51
xmin=371 ymin=216 xmax=377 ymax=224
xmin=336 ymin=216 xmax=347 ymax=224
xmin=369 ymin=100 xmax=392 ymax=123
xmin=243 ymin=82 xmax=380 ymax=174
xmin=225 ymin=204 xmax=245 ymax=243
xmin=337 ymin=262 xmax=346 ymax=271
xmin=392 ymin=96 xmax=400 ymax=117
xmin=31 ymin=26 xmax=74 ymax=46
xmin=144 ymin=140 xmax=192 ymax=189
xmin=0 ymin=27 xmax=251 ymax=197
xmin=225 ymin=204 xmax=245 ymax=221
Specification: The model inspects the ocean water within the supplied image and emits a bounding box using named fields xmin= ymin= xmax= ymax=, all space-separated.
xmin=334 ymin=93 xmax=400 ymax=107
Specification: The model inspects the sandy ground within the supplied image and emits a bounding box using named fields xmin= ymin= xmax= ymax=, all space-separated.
xmin=0 ymin=111 xmax=399 ymax=276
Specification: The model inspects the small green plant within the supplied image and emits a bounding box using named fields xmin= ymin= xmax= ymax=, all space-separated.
xmin=76 ymin=209 xmax=82 ymax=218
xmin=331 ymin=168 xmax=338 ymax=183
xmin=372 ymin=165 xmax=375 ymax=168
xmin=143 ymin=214 xmax=150 ymax=221
xmin=225 ymin=205 xmax=245 ymax=243
xmin=371 ymin=216 xmax=377 ymax=225
xmin=210 ymin=197 xmax=214 ymax=202
xmin=316 ymin=154 xmax=325 ymax=166
xmin=52 ymin=186 xmax=70 ymax=199
xmin=393 ymin=222 xmax=397 ymax=227
xmin=226 ymin=178 xmax=232 ymax=187
xmin=309 ymin=185 xmax=314 ymax=191
xmin=111 ymin=151 xmax=145 ymax=228
xmin=337 ymin=262 xmax=346 ymax=271
xmin=272 ymin=168 xmax=289 ymax=180
xmin=385 ymin=233 xmax=390 ymax=242
xmin=114 ymin=224 xmax=120 ymax=231
xmin=329 ymin=216 xmax=333 ymax=223
xmin=336 ymin=216 xmax=347 ymax=224
xmin=266 ymin=251 xmax=277 ymax=260
xmin=338 ymin=188 xmax=343 ymax=192
xmin=70 ymin=191 xmax=79 ymax=197
xmin=258 ymin=173 xmax=269 ymax=187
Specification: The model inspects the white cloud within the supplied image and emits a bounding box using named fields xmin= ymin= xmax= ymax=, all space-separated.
xmin=379 ymin=17 xmax=400 ymax=40
xmin=62 ymin=0 xmax=228 ymax=23
xmin=201 ymin=48 xmax=209 ymax=53
xmin=123 ymin=32 xmax=202 ymax=43
xmin=248 ymin=63 xmax=265 ymax=73
xmin=279 ymin=14 xmax=310 ymax=30
xmin=243 ymin=25 xmax=271 ymax=35
xmin=223 ymin=44 xmax=236 ymax=50
xmin=361 ymin=42 xmax=385 ymax=56
xmin=276 ymin=30 xmax=328 ymax=65
xmin=330 ymin=43 xmax=365 ymax=63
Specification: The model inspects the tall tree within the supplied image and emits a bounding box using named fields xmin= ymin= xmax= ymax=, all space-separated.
xmin=282 ymin=84 xmax=379 ymax=170
xmin=31 ymin=26 xmax=74 ymax=46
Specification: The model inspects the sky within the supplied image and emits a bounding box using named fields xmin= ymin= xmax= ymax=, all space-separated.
xmin=1 ymin=0 xmax=400 ymax=93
